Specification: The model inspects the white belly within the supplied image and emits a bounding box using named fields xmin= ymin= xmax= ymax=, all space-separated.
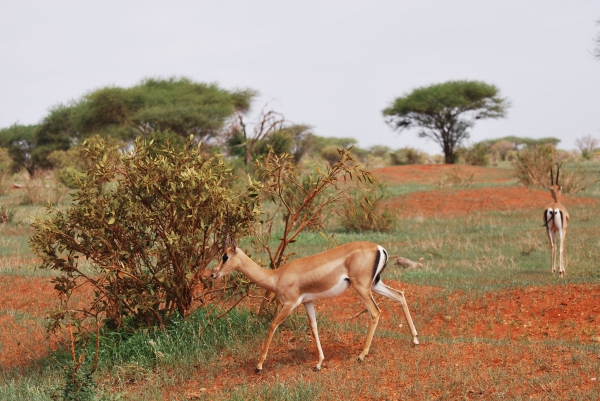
xmin=302 ymin=276 xmax=350 ymax=302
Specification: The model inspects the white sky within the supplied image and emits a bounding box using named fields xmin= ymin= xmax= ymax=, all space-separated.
xmin=1 ymin=1 xmax=599 ymax=155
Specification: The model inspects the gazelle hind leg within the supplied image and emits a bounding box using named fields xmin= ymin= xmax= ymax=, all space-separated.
xmin=303 ymin=301 xmax=325 ymax=371
xmin=553 ymin=209 xmax=566 ymax=277
xmin=372 ymin=282 xmax=419 ymax=345
xmin=353 ymin=288 xmax=381 ymax=361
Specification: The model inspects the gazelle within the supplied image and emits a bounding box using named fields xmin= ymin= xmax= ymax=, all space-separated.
xmin=543 ymin=166 xmax=569 ymax=277
xmin=211 ymin=240 xmax=419 ymax=371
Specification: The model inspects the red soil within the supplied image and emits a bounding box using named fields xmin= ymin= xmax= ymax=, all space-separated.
xmin=172 ymin=282 xmax=600 ymax=399
xmin=0 ymin=276 xmax=62 ymax=369
xmin=1 ymin=275 xmax=598 ymax=398
xmin=324 ymin=282 xmax=600 ymax=343
xmin=372 ymin=164 xmax=597 ymax=218
xmin=387 ymin=187 xmax=597 ymax=218
xmin=373 ymin=164 xmax=514 ymax=185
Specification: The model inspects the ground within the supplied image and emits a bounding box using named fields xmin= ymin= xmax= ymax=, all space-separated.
xmin=1 ymin=164 xmax=599 ymax=400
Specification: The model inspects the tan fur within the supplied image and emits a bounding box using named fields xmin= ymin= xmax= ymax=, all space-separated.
xmin=211 ymin=241 xmax=419 ymax=371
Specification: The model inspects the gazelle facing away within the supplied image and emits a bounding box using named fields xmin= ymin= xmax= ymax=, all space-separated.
xmin=211 ymin=241 xmax=419 ymax=371
xmin=543 ymin=166 xmax=569 ymax=277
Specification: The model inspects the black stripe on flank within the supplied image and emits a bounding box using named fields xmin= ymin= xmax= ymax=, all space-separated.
xmin=372 ymin=250 xmax=381 ymax=282
xmin=375 ymin=249 xmax=389 ymax=284
xmin=382 ymin=248 xmax=388 ymax=268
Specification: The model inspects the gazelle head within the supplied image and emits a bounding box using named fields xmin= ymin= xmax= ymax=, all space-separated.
xmin=549 ymin=165 xmax=562 ymax=202
xmin=211 ymin=205 xmax=240 ymax=279
xmin=210 ymin=243 xmax=240 ymax=279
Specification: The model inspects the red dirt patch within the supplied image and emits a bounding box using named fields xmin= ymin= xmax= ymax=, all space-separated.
xmin=322 ymin=282 xmax=600 ymax=343
xmin=168 ymin=282 xmax=600 ymax=399
xmin=0 ymin=276 xmax=62 ymax=369
xmin=373 ymin=164 xmax=514 ymax=185
xmin=387 ymin=187 xmax=598 ymax=218
xmin=0 ymin=276 xmax=93 ymax=370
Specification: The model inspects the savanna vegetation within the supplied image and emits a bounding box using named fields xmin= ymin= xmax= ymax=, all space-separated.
xmin=0 ymin=77 xmax=599 ymax=400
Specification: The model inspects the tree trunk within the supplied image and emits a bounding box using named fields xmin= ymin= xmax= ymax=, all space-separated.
xmin=443 ymin=148 xmax=455 ymax=164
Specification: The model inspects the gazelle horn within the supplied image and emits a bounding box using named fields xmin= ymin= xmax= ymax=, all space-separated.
xmin=556 ymin=165 xmax=560 ymax=185
xmin=550 ymin=167 xmax=554 ymax=186
xmin=221 ymin=205 xmax=230 ymax=250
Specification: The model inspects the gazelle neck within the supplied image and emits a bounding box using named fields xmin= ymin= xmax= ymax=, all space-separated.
xmin=235 ymin=250 xmax=277 ymax=293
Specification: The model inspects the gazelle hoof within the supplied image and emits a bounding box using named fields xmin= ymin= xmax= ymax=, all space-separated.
xmin=357 ymin=355 xmax=365 ymax=362
xmin=413 ymin=337 xmax=420 ymax=346
xmin=313 ymin=365 xmax=322 ymax=372
xmin=255 ymin=366 xmax=262 ymax=373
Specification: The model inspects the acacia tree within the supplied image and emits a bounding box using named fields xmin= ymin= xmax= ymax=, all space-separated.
xmin=383 ymin=80 xmax=510 ymax=164
xmin=1 ymin=77 xmax=255 ymax=173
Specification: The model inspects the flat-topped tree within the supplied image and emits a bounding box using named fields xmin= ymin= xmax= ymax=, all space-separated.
xmin=383 ymin=80 xmax=510 ymax=164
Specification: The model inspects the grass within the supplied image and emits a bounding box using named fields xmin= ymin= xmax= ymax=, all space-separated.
xmin=1 ymin=163 xmax=599 ymax=400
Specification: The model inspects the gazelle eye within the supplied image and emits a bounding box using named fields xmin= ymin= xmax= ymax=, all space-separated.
xmin=222 ymin=254 xmax=229 ymax=263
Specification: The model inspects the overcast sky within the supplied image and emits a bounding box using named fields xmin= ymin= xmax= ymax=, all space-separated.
xmin=1 ymin=1 xmax=599 ymax=154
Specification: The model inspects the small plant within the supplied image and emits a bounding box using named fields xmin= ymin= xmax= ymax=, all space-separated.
xmin=339 ymin=183 xmax=396 ymax=232
xmin=513 ymin=144 xmax=556 ymax=187
xmin=514 ymin=145 xmax=589 ymax=194
xmin=52 ymin=323 xmax=100 ymax=401
xmin=0 ymin=205 xmax=14 ymax=223
xmin=437 ymin=167 xmax=474 ymax=187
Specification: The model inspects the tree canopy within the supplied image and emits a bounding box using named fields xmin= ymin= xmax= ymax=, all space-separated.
xmin=0 ymin=77 xmax=255 ymax=174
xmin=479 ymin=136 xmax=560 ymax=149
xmin=0 ymin=124 xmax=39 ymax=175
xmin=383 ymin=80 xmax=510 ymax=163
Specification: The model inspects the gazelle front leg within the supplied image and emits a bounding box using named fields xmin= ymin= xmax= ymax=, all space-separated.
xmin=303 ymin=301 xmax=325 ymax=371
xmin=256 ymin=302 xmax=297 ymax=372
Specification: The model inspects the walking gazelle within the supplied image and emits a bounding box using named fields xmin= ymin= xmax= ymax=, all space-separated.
xmin=211 ymin=239 xmax=419 ymax=371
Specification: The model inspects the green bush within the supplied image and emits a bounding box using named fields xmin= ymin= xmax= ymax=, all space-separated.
xmin=339 ymin=183 xmax=396 ymax=232
xmin=513 ymin=144 xmax=557 ymax=187
xmin=390 ymin=147 xmax=422 ymax=165
xmin=320 ymin=145 xmax=342 ymax=166
xmin=0 ymin=148 xmax=11 ymax=195
xmin=57 ymin=167 xmax=86 ymax=189
xmin=457 ymin=143 xmax=489 ymax=166
xmin=30 ymin=137 xmax=261 ymax=330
